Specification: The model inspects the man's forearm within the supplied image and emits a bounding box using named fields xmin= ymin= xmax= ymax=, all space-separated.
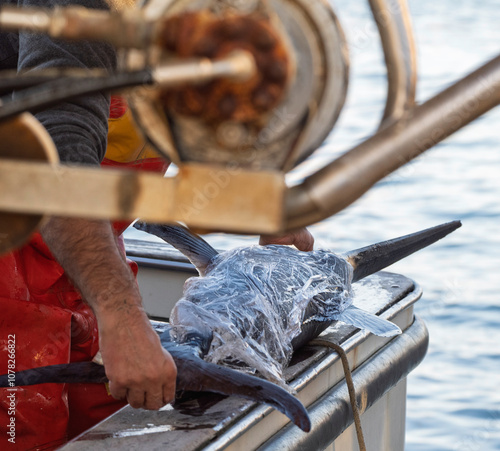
xmin=40 ymin=216 xmax=142 ymax=314
xmin=40 ymin=216 xmax=177 ymax=410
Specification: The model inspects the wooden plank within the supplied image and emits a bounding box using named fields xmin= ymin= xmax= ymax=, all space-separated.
xmin=0 ymin=161 xmax=285 ymax=234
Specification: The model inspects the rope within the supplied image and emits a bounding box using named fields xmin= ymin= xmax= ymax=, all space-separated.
xmin=308 ymin=339 xmax=367 ymax=451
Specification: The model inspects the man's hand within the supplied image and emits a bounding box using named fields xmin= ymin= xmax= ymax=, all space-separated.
xmin=259 ymin=228 xmax=314 ymax=252
xmin=97 ymin=305 xmax=176 ymax=410
xmin=41 ymin=217 xmax=177 ymax=410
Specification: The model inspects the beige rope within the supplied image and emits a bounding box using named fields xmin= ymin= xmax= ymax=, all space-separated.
xmin=309 ymin=339 xmax=367 ymax=451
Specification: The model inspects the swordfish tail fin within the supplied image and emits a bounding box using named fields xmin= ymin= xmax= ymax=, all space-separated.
xmin=134 ymin=221 xmax=219 ymax=275
xmin=346 ymin=221 xmax=462 ymax=283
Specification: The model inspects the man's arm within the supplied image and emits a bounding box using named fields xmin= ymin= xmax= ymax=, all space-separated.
xmin=14 ymin=0 xmax=177 ymax=409
xmin=17 ymin=0 xmax=115 ymax=166
xmin=41 ymin=217 xmax=177 ymax=409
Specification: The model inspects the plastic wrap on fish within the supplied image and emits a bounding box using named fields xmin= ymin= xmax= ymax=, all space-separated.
xmin=170 ymin=245 xmax=353 ymax=385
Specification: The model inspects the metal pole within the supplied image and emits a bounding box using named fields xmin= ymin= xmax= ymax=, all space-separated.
xmin=368 ymin=0 xmax=417 ymax=128
xmin=285 ymin=54 xmax=500 ymax=230
xmin=0 ymin=51 xmax=255 ymax=124
xmin=0 ymin=5 xmax=152 ymax=49
xmin=152 ymin=51 xmax=256 ymax=86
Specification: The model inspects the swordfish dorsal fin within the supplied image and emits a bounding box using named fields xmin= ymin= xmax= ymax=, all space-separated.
xmin=134 ymin=222 xmax=219 ymax=275
xmin=345 ymin=221 xmax=462 ymax=283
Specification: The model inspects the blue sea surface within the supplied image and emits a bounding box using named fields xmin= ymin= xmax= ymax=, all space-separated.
xmin=127 ymin=0 xmax=500 ymax=448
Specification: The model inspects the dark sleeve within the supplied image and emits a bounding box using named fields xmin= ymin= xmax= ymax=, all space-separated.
xmin=16 ymin=0 xmax=117 ymax=166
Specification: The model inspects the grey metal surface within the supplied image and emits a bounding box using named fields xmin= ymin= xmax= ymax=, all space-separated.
xmin=126 ymin=238 xmax=196 ymax=265
xmin=129 ymin=255 xmax=196 ymax=273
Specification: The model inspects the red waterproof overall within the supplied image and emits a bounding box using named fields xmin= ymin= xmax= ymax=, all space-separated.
xmin=0 ymin=97 xmax=169 ymax=450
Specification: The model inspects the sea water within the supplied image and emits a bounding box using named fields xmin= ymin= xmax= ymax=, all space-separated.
xmin=321 ymin=2 xmax=500 ymax=449
xmin=127 ymin=0 xmax=500 ymax=448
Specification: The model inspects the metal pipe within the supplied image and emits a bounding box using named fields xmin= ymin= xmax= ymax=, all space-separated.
xmin=0 ymin=5 xmax=153 ymax=49
xmin=368 ymin=0 xmax=417 ymax=128
xmin=0 ymin=70 xmax=153 ymax=123
xmin=0 ymin=68 xmax=108 ymax=95
xmin=0 ymin=6 xmax=52 ymax=32
xmin=285 ymin=54 xmax=500 ymax=230
xmin=152 ymin=51 xmax=256 ymax=86
xmin=0 ymin=52 xmax=255 ymax=123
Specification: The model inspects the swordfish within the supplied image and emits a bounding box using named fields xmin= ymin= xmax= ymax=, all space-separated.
xmin=0 ymin=221 xmax=461 ymax=432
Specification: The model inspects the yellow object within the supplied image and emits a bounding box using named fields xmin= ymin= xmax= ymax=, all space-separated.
xmin=105 ymin=108 xmax=162 ymax=163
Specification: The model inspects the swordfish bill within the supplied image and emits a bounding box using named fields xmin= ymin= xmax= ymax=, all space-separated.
xmin=345 ymin=221 xmax=462 ymax=283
